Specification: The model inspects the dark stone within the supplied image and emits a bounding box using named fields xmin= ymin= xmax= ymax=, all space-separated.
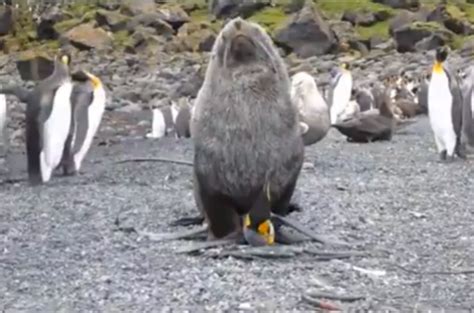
xmin=372 ymin=0 xmax=420 ymax=9
xmin=389 ymin=9 xmax=427 ymax=35
xmin=209 ymin=0 xmax=272 ymax=19
xmin=36 ymin=6 xmax=71 ymax=40
xmin=95 ymin=9 xmax=130 ymax=32
xmin=393 ymin=23 xmax=453 ymax=52
xmin=342 ymin=10 xmax=377 ymax=27
xmin=16 ymin=54 xmax=54 ymax=81
xmin=0 ymin=5 xmax=13 ymax=36
xmin=127 ymin=13 xmax=175 ymax=38
xmin=156 ymin=6 xmax=190 ymax=30
xmin=274 ymin=2 xmax=337 ymax=58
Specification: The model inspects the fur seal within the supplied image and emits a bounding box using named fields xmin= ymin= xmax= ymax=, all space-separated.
xmin=190 ymin=17 xmax=304 ymax=246
xmin=428 ymin=46 xmax=466 ymax=162
xmin=290 ymin=71 xmax=330 ymax=146
xmin=332 ymin=81 xmax=396 ymax=143
xmin=61 ymin=70 xmax=107 ymax=175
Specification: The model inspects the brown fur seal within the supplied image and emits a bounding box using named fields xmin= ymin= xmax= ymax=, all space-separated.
xmin=290 ymin=71 xmax=330 ymax=146
xmin=190 ymin=17 xmax=304 ymax=246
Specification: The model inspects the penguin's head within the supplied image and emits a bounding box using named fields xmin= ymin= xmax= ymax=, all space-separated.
xmin=243 ymin=214 xmax=275 ymax=246
xmin=340 ymin=62 xmax=351 ymax=71
xmin=435 ymin=46 xmax=449 ymax=63
xmin=83 ymin=70 xmax=102 ymax=90
xmin=59 ymin=52 xmax=71 ymax=66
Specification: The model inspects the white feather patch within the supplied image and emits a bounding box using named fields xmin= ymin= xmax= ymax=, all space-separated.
xmin=330 ymin=71 xmax=352 ymax=124
xmin=146 ymin=108 xmax=166 ymax=139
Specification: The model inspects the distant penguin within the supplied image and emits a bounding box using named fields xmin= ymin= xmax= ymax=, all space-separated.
xmin=61 ymin=70 xmax=107 ymax=175
xmin=417 ymin=73 xmax=429 ymax=114
xmin=428 ymin=46 xmax=465 ymax=162
xmin=26 ymin=52 xmax=73 ymax=184
xmin=329 ymin=62 xmax=352 ymax=124
xmin=355 ymin=87 xmax=374 ymax=112
xmin=0 ymin=94 xmax=7 ymax=156
xmin=146 ymin=105 xmax=176 ymax=139
xmin=290 ymin=71 xmax=330 ymax=146
xmin=172 ymin=98 xmax=192 ymax=138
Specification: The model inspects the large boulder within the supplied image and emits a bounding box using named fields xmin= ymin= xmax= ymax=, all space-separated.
xmin=120 ymin=0 xmax=156 ymax=16
xmin=36 ymin=6 xmax=72 ymax=40
xmin=209 ymin=0 xmax=272 ymax=19
xmin=156 ymin=5 xmax=190 ymax=30
xmin=0 ymin=5 xmax=14 ymax=36
xmin=388 ymin=9 xmax=428 ymax=35
xmin=342 ymin=10 xmax=377 ymax=27
xmin=372 ymin=0 xmax=420 ymax=9
xmin=393 ymin=21 xmax=453 ymax=52
xmin=126 ymin=13 xmax=175 ymax=38
xmin=166 ymin=22 xmax=216 ymax=53
xmin=274 ymin=2 xmax=337 ymax=58
xmin=15 ymin=51 xmax=54 ymax=81
xmin=427 ymin=4 xmax=474 ymax=35
xmin=62 ymin=23 xmax=113 ymax=50
xmin=95 ymin=9 xmax=130 ymax=32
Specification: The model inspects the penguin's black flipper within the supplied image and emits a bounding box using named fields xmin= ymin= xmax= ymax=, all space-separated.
xmin=170 ymin=216 xmax=205 ymax=227
xmin=0 ymin=85 xmax=30 ymax=103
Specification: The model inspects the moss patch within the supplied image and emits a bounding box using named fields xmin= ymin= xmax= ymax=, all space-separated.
xmin=356 ymin=20 xmax=390 ymax=40
xmin=316 ymin=0 xmax=393 ymax=18
xmin=248 ymin=7 xmax=288 ymax=33
xmin=55 ymin=18 xmax=82 ymax=33
xmin=112 ymin=30 xmax=133 ymax=49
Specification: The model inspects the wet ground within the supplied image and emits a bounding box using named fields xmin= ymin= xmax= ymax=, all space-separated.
xmin=0 ymin=115 xmax=473 ymax=312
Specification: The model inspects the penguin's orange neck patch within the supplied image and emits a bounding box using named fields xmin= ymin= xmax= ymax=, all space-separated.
xmin=89 ymin=74 xmax=102 ymax=89
xmin=432 ymin=62 xmax=443 ymax=74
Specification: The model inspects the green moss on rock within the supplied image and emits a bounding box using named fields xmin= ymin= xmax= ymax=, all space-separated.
xmin=317 ymin=0 xmax=393 ymax=18
xmin=356 ymin=20 xmax=390 ymax=40
xmin=248 ymin=7 xmax=288 ymax=33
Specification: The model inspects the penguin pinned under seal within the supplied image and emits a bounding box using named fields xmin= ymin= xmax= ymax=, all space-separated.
xmin=329 ymin=62 xmax=353 ymax=124
xmin=61 ymin=69 xmax=107 ymax=175
xmin=427 ymin=46 xmax=466 ymax=162
xmin=24 ymin=52 xmax=73 ymax=184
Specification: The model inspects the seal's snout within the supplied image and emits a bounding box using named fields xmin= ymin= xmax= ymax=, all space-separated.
xmin=230 ymin=34 xmax=256 ymax=62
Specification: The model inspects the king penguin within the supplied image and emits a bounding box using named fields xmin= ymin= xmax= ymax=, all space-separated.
xmin=61 ymin=70 xmax=107 ymax=175
xmin=329 ymin=62 xmax=353 ymax=124
xmin=427 ymin=46 xmax=465 ymax=162
xmin=26 ymin=52 xmax=73 ymax=184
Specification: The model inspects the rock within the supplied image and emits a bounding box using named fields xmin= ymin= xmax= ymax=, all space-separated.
xmin=15 ymin=51 xmax=54 ymax=81
xmin=274 ymin=2 xmax=337 ymax=58
xmin=98 ymin=2 xmax=121 ymax=11
xmin=62 ymin=23 xmax=113 ymax=50
xmin=172 ymin=65 xmax=206 ymax=99
xmin=459 ymin=37 xmax=474 ymax=57
xmin=427 ymin=4 xmax=474 ymax=35
xmin=36 ymin=6 xmax=71 ymax=40
xmin=95 ymin=9 xmax=130 ymax=32
xmin=167 ymin=22 xmax=216 ymax=53
xmin=372 ymin=0 xmax=420 ymax=9
xmin=342 ymin=10 xmax=377 ymax=27
xmin=393 ymin=22 xmax=453 ymax=52
xmin=127 ymin=13 xmax=175 ymax=39
xmin=125 ymin=26 xmax=165 ymax=54
xmin=209 ymin=0 xmax=272 ymax=19
xmin=0 ymin=5 xmax=14 ymax=36
xmin=156 ymin=5 xmax=190 ymax=30
xmin=116 ymin=101 xmax=142 ymax=113
xmin=389 ymin=9 xmax=427 ymax=35
xmin=121 ymin=0 xmax=156 ymax=16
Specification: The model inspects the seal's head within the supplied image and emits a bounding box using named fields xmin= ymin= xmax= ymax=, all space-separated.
xmin=210 ymin=17 xmax=284 ymax=82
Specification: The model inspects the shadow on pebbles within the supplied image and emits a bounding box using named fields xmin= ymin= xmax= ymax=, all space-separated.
xmin=0 ymin=116 xmax=473 ymax=312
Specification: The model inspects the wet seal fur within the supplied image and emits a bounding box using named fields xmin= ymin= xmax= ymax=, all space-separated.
xmin=190 ymin=18 xmax=304 ymax=245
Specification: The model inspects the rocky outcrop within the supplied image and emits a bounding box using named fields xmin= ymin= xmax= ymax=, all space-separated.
xmin=62 ymin=23 xmax=113 ymax=50
xmin=427 ymin=4 xmax=474 ymax=35
xmin=36 ymin=6 xmax=71 ymax=40
xmin=127 ymin=13 xmax=174 ymax=39
xmin=95 ymin=9 xmax=130 ymax=32
xmin=393 ymin=22 xmax=454 ymax=52
xmin=156 ymin=5 xmax=190 ymax=30
xmin=274 ymin=2 xmax=337 ymax=58
xmin=0 ymin=5 xmax=14 ymax=36
xmin=120 ymin=0 xmax=156 ymax=16
xmin=15 ymin=51 xmax=54 ymax=81
xmin=389 ymin=9 xmax=427 ymax=35
xmin=209 ymin=0 xmax=272 ymax=19
xmin=342 ymin=10 xmax=377 ymax=27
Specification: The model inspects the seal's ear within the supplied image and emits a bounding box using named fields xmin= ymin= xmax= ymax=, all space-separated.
xmin=299 ymin=122 xmax=309 ymax=135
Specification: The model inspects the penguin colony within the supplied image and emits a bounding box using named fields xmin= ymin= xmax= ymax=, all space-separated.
xmin=0 ymin=17 xmax=473 ymax=248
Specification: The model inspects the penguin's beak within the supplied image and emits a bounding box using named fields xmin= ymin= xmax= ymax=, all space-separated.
xmin=61 ymin=55 xmax=69 ymax=65
xmin=84 ymin=70 xmax=102 ymax=90
xmin=243 ymin=214 xmax=275 ymax=246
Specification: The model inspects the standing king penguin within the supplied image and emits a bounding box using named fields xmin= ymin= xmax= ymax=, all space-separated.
xmin=61 ymin=70 xmax=106 ymax=175
xmin=25 ymin=52 xmax=73 ymax=184
xmin=329 ymin=62 xmax=353 ymax=124
xmin=428 ymin=46 xmax=466 ymax=161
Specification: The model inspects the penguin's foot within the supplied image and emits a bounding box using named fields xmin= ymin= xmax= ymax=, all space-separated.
xmin=170 ymin=216 xmax=205 ymax=227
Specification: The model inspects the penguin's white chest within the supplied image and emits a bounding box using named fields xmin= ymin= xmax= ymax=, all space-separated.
xmin=428 ymin=73 xmax=453 ymax=134
xmin=330 ymin=73 xmax=352 ymax=124
xmin=40 ymin=81 xmax=73 ymax=182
